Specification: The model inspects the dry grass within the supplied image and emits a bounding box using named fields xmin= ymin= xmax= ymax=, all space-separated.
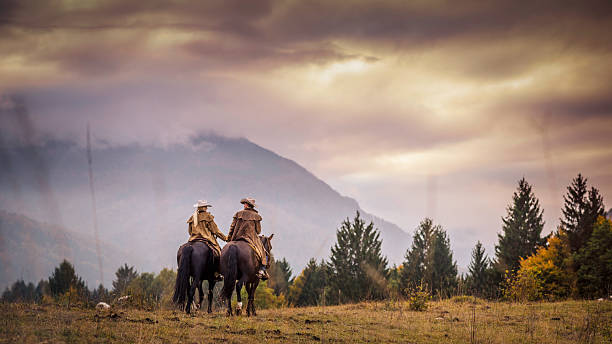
xmin=1 ymin=299 xmax=610 ymax=343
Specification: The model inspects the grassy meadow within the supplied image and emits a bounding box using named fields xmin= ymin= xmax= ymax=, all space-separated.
xmin=1 ymin=299 xmax=610 ymax=343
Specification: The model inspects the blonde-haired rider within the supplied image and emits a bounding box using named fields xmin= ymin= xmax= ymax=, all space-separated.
xmin=187 ymin=200 xmax=228 ymax=281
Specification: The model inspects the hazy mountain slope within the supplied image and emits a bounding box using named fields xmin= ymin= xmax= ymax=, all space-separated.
xmin=0 ymin=210 xmax=126 ymax=290
xmin=0 ymin=135 xmax=410 ymax=287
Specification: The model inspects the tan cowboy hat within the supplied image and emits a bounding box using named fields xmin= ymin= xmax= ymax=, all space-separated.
xmin=240 ymin=197 xmax=256 ymax=208
xmin=193 ymin=200 xmax=212 ymax=208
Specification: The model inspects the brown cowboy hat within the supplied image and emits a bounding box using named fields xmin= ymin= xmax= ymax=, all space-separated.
xmin=240 ymin=197 xmax=256 ymax=208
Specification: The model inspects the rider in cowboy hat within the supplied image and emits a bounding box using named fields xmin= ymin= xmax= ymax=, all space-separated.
xmin=227 ymin=197 xmax=270 ymax=280
xmin=187 ymin=200 xmax=228 ymax=281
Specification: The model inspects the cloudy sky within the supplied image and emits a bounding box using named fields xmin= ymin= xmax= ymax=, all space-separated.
xmin=2 ymin=0 xmax=612 ymax=264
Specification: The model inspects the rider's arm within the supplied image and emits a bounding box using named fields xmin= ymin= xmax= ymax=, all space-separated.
xmin=187 ymin=221 xmax=194 ymax=236
xmin=255 ymin=220 xmax=261 ymax=235
xmin=227 ymin=217 xmax=237 ymax=241
xmin=211 ymin=220 xmax=228 ymax=242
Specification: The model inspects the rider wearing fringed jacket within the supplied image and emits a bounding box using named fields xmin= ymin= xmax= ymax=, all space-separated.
xmin=187 ymin=200 xmax=228 ymax=281
xmin=227 ymin=198 xmax=269 ymax=280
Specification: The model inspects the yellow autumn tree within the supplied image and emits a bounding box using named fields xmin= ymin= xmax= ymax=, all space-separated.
xmin=506 ymin=229 xmax=576 ymax=301
xmin=238 ymin=281 xmax=286 ymax=309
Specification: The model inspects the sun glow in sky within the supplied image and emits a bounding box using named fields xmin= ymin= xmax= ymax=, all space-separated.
xmin=314 ymin=59 xmax=371 ymax=83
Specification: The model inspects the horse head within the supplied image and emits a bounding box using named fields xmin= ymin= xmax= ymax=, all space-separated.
xmin=260 ymin=234 xmax=274 ymax=268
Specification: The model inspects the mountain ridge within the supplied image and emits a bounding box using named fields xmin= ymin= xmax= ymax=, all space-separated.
xmin=0 ymin=209 xmax=127 ymax=290
xmin=0 ymin=134 xmax=411 ymax=288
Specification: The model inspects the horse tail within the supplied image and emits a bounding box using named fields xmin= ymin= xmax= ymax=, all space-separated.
xmin=173 ymin=244 xmax=192 ymax=306
xmin=222 ymin=244 xmax=238 ymax=301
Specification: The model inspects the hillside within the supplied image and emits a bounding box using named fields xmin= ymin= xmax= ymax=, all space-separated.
xmin=0 ymin=135 xmax=410 ymax=287
xmin=0 ymin=210 xmax=126 ymax=290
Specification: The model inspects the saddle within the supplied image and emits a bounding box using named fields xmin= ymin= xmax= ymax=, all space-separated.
xmin=188 ymin=238 xmax=219 ymax=257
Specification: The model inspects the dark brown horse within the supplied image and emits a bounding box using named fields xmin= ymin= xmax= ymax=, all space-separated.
xmin=220 ymin=234 xmax=273 ymax=316
xmin=172 ymin=241 xmax=218 ymax=314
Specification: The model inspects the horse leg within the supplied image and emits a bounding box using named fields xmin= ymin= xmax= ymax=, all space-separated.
xmin=245 ymin=281 xmax=257 ymax=317
xmin=235 ymin=282 xmax=243 ymax=316
xmin=245 ymin=283 xmax=250 ymax=317
xmin=225 ymin=281 xmax=234 ymax=316
xmin=188 ymin=273 xmax=200 ymax=314
xmin=197 ymin=280 xmax=204 ymax=311
xmin=207 ymin=280 xmax=215 ymax=314
xmin=226 ymin=290 xmax=233 ymax=316
xmin=185 ymin=276 xmax=194 ymax=314
xmin=249 ymin=280 xmax=259 ymax=316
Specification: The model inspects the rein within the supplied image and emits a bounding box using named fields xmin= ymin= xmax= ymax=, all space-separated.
xmin=262 ymin=237 xmax=272 ymax=268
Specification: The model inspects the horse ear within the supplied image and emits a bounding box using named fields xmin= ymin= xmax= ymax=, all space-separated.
xmin=269 ymin=233 xmax=274 ymax=240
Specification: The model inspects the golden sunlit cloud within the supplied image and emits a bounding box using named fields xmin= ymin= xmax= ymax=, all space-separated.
xmin=313 ymin=58 xmax=371 ymax=83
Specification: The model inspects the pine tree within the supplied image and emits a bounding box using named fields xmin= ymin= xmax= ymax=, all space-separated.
xmin=428 ymin=227 xmax=458 ymax=296
xmin=328 ymin=211 xmax=388 ymax=303
xmin=561 ymin=174 xmax=605 ymax=252
xmin=1 ymin=280 xmax=38 ymax=302
xmin=269 ymin=257 xmax=293 ymax=296
xmin=92 ymin=284 xmax=110 ymax=302
xmin=36 ymin=279 xmax=49 ymax=301
xmin=400 ymin=218 xmax=458 ymax=296
xmin=48 ymin=260 xmax=86 ymax=296
xmin=467 ymin=241 xmax=491 ymax=297
xmin=387 ymin=264 xmax=402 ymax=296
xmin=574 ymin=217 xmax=612 ymax=298
xmin=287 ymin=259 xmax=327 ymax=306
xmin=400 ymin=218 xmax=435 ymax=290
xmin=495 ymin=178 xmax=546 ymax=274
xmin=112 ymin=263 xmax=138 ymax=296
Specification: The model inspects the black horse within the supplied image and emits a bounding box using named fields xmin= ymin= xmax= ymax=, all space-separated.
xmin=172 ymin=241 xmax=218 ymax=314
xmin=220 ymin=234 xmax=273 ymax=316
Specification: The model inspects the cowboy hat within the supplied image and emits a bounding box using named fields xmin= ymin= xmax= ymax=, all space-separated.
xmin=193 ymin=200 xmax=212 ymax=208
xmin=240 ymin=197 xmax=256 ymax=208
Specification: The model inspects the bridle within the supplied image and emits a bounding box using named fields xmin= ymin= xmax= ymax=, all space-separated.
xmin=261 ymin=236 xmax=272 ymax=268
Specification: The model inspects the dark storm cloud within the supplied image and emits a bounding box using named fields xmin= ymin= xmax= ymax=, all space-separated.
xmin=183 ymin=39 xmax=376 ymax=68
xmin=2 ymin=0 xmax=612 ymax=79
xmin=0 ymin=0 xmax=274 ymax=32
xmin=264 ymin=0 xmax=612 ymax=53
xmin=48 ymin=42 xmax=128 ymax=76
xmin=530 ymin=97 xmax=612 ymax=118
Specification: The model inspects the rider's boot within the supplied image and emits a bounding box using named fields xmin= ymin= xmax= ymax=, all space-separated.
xmin=213 ymin=254 xmax=223 ymax=281
xmin=256 ymin=266 xmax=269 ymax=281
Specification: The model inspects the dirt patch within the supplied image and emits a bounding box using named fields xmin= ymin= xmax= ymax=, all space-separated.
xmin=228 ymin=328 xmax=256 ymax=335
xmin=304 ymin=318 xmax=332 ymax=324
xmin=264 ymin=329 xmax=288 ymax=339
xmin=125 ymin=317 xmax=158 ymax=324
xmin=296 ymin=331 xmax=321 ymax=341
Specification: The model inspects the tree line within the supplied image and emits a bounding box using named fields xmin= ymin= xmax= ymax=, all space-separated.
xmin=1 ymin=261 xmax=177 ymax=308
xmin=3 ymin=173 xmax=610 ymax=308
xmin=272 ymin=173 xmax=610 ymax=306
